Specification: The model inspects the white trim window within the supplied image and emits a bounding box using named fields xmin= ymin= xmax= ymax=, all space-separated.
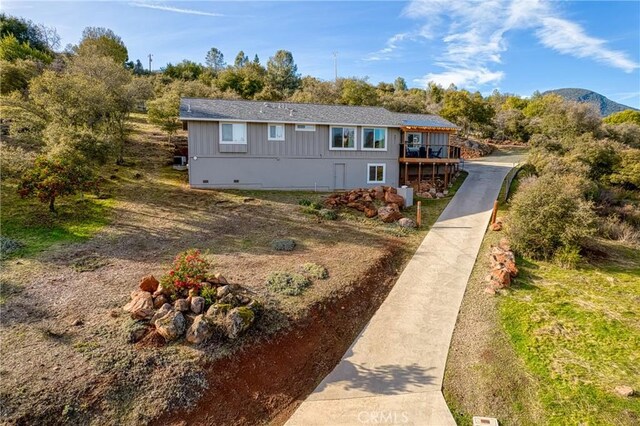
xmin=367 ymin=163 xmax=386 ymax=184
xmin=268 ymin=123 xmax=285 ymax=141
xmin=220 ymin=122 xmax=247 ymax=144
xmin=295 ymin=124 xmax=316 ymax=132
xmin=362 ymin=127 xmax=387 ymax=151
xmin=330 ymin=126 xmax=357 ymax=150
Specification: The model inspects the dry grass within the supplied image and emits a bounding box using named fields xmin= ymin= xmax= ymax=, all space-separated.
xmin=0 ymin=113 xmax=462 ymax=424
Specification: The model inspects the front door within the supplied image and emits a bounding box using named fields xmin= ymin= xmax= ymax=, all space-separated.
xmin=334 ymin=163 xmax=346 ymax=190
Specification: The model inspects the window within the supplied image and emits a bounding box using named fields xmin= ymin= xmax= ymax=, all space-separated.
xmin=367 ymin=163 xmax=386 ymax=184
xmin=330 ymin=126 xmax=357 ymax=150
xmin=406 ymin=132 xmax=422 ymax=147
xmin=295 ymin=124 xmax=316 ymax=132
xmin=362 ymin=128 xmax=387 ymax=150
xmin=268 ymin=123 xmax=285 ymax=141
xmin=220 ymin=122 xmax=247 ymax=144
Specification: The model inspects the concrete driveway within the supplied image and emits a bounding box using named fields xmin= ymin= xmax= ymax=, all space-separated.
xmin=286 ymin=156 xmax=520 ymax=426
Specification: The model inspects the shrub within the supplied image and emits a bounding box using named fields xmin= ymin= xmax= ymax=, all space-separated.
xmin=507 ymin=175 xmax=597 ymax=260
xmin=159 ymin=249 xmax=211 ymax=295
xmin=301 ymin=262 xmax=329 ymax=279
xmin=318 ymin=208 xmax=337 ymax=220
xmin=0 ymin=144 xmax=36 ymax=179
xmin=309 ymin=202 xmax=322 ymax=210
xmin=200 ymin=285 xmax=217 ymax=306
xmin=298 ymin=199 xmax=312 ymax=206
xmin=609 ymin=149 xmax=640 ymax=189
xmin=0 ymin=236 xmax=23 ymax=259
xmin=553 ymin=245 xmax=582 ymax=269
xmin=17 ymin=154 xmax=94 ymax=212
xmin=266 ymin=272 xmax=310 ymax=296
xmin=599 ymin=215 xmax=640 ymax=246
xmin=271 ymin=239 xmax=296 ymax=251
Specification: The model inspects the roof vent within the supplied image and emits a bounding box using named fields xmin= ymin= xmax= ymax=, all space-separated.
xmin=187 ymin=103 xmax=191 ymax=113
xmin=289 ymin=109 xmax=294 ymax=117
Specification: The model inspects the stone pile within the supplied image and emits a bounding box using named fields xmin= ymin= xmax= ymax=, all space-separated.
xmin=123 ymin=274 xmax=260 ymax=345
xmin=324 ymin=186 xmax=414 ymax=225
xmin=414 ymin=179 xmax=449 ymax=199
xmin=490 ymin=216 xmax=504 ymax=231
xmin=484 ymin=238 xmax=519 ymax=295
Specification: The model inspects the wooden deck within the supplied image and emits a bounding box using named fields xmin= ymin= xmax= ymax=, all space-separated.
xmin=399 ymin=157 xmax=461 ymax=164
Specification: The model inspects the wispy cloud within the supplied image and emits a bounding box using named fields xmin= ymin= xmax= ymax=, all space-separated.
xmin=370 ymin=0 xmax=638 ymax=89
xmin=129 ymin=2 xmax=223 ymax=17
xmin=364 ymin=32 xmax=410 ymax=61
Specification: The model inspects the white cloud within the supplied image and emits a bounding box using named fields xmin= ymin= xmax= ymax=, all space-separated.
xmin=364 ymin=32 xmax=410 ymax=61
xmin=370 ymin=0 xmax=638 ymax=89
xmin=536 ymin=17 xmax=638 ymax=73
xmin=129 ymin=2 xmax=223 ymax=17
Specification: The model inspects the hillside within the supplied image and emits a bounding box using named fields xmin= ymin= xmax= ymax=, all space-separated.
xmin=543 ymin=88 xmax=637 ymax=116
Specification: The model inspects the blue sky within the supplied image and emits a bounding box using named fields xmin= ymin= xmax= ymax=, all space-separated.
xmin=4 ymin=0 xmax=640 ymax=107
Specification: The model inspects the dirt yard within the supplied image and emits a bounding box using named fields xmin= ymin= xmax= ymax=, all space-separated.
xmin=0 ymin=115 xmax=462 ymax=425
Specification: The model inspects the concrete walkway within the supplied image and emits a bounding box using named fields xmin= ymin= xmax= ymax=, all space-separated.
xmin=286 ymin=157 xmax=519 ymax=426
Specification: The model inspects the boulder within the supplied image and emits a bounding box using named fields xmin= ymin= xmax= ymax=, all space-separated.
xmin=214 ymin=273 xmax=228 ymax=285
xmin=174 ymin=298 xmax=190 ymax=312
xmin=129 ymin=325 xmax=150 ymax=343
xmin=364 ymin=207 xmax=378 ymax=218
xmin=435 ymin=192 xmax=445 ymax=199
xmin=224 ymin=307 xmax=255 ymax=339
xmin=490 ymin=222 xmax=503 ymax=231
xmin=378 ymin=205 xmax=403 ymax=223
xmin=385 ymin=186 xmax=397 ymax=194
xmin=217 ymin=285 xmax=231 ymax=298
xmin=398 ymin=218 xmax=417 ymax=228
xmin=153 ymin=294 xmax=168 ymax=309
xmin=614 ymin=385 xmax=634 ymax=397
xmin=373 ymin=186 xmax=385 ymax=200
xmin=490 ymin=268 xmax=511 ymax=288
xmin=124 ymin=291 xmax=153 ymax=319
xmin=190 ymin=296 xmax=205 ymax=314
xmin=151 ymin=303 xmax=173 ymax=323
xmin=139 ymin=275 xmax=159 ymax=292
xmin=155 ymin=311 xmax=186 ymax=341
xmin=185 ymin=315 xmax=213 ymax=344
xmin=384 ymin=191 xmax=405 ymax=206
xmin=205 ymin=303 xmax=231 ymax=321
xmin=498 ymin=238 xmax=511 ymax=252
xmin=504 ymin=260 xmax=519 ymax=277
xmin=495 ymin=216 xmax=504 ymax=224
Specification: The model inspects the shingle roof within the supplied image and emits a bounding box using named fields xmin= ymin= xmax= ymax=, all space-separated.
xmin=179 ymin=98 xmax=457 ymax=129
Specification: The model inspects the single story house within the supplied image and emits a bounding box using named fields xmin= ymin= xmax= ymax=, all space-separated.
xmin=179 ymin=98 xmax=460 ymax=191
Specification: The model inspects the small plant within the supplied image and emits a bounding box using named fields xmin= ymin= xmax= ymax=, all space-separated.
xmin=318 ymin=209 xmax=338 ymax=220
xmin=160 ymin=249 xmax=211 ymax=295
xmin=0 ymin=236 xmax=23 ymax=259
xmin=553 ymin=245 xmax=582 ymax=269
xmin=271 ymin=239 xmax=296 ymax=251
xmin=309 ymin=202 xmax=323 ymax=210
xmin=200 ymin=285 xmax=217 ymax=306
xmin=301 ymin=262 xmax=329 ymax=279
xmin=266 ymin=272 xmax=310 ymax=296
xmin=298 ymin=199 xmax=312 ymax=206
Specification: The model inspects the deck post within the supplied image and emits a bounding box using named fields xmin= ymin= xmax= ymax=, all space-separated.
xmin=418 ymin=162 xmax=422 ymax=190
xmin=404 ymin=162 xmax=408 ymax=185
xmin=444 ymin=163 xmax=449 ymax=187
xmin=432 ymin=163 xmax=435 ymax=185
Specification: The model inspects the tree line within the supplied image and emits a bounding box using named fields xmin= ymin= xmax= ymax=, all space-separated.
xmin=1 ymin=14 xmax=639 ymax=213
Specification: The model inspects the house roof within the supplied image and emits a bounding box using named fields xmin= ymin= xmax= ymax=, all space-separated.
xmin=179 ymin=98 xmax=458 ymax=130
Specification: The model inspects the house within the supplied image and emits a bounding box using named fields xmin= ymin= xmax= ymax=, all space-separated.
xmin=179 ymin=98 xmax=460 ymax=191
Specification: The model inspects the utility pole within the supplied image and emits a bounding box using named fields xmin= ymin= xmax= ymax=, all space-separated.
xmin=148 ymin=54 xmax=153 ymax=73
xmin=333 ymin=51 xmax=338 ymax=81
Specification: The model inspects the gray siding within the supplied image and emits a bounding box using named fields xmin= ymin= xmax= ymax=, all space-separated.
xmin=187 ymin=121 xmax=411 ymax=190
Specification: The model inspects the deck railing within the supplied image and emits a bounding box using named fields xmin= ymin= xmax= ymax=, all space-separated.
xmin=399 ymin=143 xmax=461 ymax=160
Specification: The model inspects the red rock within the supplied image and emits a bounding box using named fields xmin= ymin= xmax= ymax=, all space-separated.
xmin=490 ymin=268 xmax=511 ymax=288
xmin=378 ymin=205 xmax=403 ymax=223
xmin=153 ymin=294 xmax=168 ymax=309
xmin=139 ymin=275 xmax=159 ymax=292
xmin=364 ymin=207 xmax=378 ymax=218
xmin=490 ymin=222 xmax=503 ymax=231
xmin=124 ymin=291 xmax=154 ymax=318
xmin=385 ymin=191 xmax=405 ymax=206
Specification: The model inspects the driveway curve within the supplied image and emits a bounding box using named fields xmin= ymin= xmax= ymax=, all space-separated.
xmin=286 ymin=155 xmax=520 ymax=425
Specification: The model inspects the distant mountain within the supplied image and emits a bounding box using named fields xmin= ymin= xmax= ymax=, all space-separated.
xmin=543 ymin=88 xmax=638 ymax=117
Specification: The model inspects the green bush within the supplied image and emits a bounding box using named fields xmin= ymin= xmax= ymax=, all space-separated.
xmin=266 ymin=272 xmax=310 ymax=296
xmin=552 ymin=245 xmax=582 ymax=269
xmin=309 ymin=202 xmax=322 ymax=210
xmin=200 ymin=285 xmax=217 ymax=306
xmin=0 ymin=236 xmax=23 ymax=259
xmin=301 ymin=262 xmax=329 ymax=279
xmin=318 ymin=208 xmax=337 ymax=220
xmin=159 ymin=249 xmax=211 ymax=295
xmin=298 ymin=199 xmax=312 ymax=206
xmin=271 ymin=239 xmax=296 ymax=251
xmin=507 ymin=175 xmax=597 ymax=260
